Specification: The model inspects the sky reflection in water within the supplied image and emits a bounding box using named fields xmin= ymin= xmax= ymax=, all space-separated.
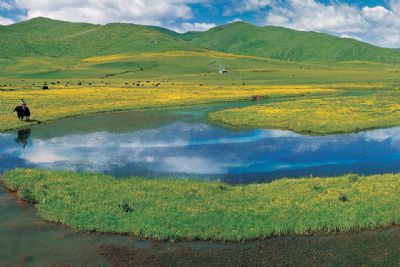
xmin=2 ymin=121 xmax=400 ymax=184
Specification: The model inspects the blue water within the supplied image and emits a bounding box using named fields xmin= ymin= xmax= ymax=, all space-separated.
xmin=1 ymin=108 xmax=400 ymax=184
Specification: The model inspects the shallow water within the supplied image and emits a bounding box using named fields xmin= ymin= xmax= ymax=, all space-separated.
xmin=0 ymin=185 xmax=399 ymax=266
xmin=2 ymin=106 xmax=400 ymax=183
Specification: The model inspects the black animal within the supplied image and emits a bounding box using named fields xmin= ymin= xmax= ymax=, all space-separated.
xmin=14 ymin=106 xmax=31 ymax=121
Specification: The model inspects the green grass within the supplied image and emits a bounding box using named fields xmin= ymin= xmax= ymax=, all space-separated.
xmin=0 ymin=17 xmax=191 ymax=58
xmin=2 ymin=18 xmax=400 ymax=63
xmin=0 ymin=82 xmax=336 ymax=132
xmin=1 ymin=16 xmax=400 ymax=247
xmin=2 ymin=49 xmax=398 ymax=83
xmin=1 ymin=47 xmax=400 ymax=135
xmin=2 ymin=54 xmax=400 ymax=135
xmin=209 ymin=87 xmax=400 ymax=134
xmin=183 ymin=22 xmax=400 ymax=63
xmin=1 ymin=169 xmax=399 ymax=241
xmin=1 ymin=18 xmax=400 ymax=85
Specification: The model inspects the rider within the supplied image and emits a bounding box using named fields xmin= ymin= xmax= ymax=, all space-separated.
xmin=19 ymin=99 xmax=27 ymax=110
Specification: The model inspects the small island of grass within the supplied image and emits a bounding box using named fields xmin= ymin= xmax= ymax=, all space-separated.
xmin=1 ymin=169 xmax=398 ymax=241
xmin=209 ymin=91 xmax=400 ymax=134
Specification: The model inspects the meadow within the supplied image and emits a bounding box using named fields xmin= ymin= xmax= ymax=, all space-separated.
xmin=1 ymin=38 xmax=400 ymax=242
xmin=209 ymin=86 xmax=400 ymax=134
xmin=0 ymin=83 xmax=334 ymax=132
xmin=1 ymin=168 xmax=398 ymax=241
xmin=2 ymin=49 xmax=399 ymax=134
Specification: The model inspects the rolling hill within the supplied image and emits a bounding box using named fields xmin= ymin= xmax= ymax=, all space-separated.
xmin=0 ymin=17 xmax=191 ymax=58
xmin=182 ymin=21 xmax=400 ymax=63
xmin=0 ymin=17 xmax=400 ymax=63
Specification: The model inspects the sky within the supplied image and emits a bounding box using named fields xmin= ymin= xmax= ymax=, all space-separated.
xmin=0 ymin=0 xmax=399 ymax=48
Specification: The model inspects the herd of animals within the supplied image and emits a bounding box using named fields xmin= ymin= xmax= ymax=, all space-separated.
xmin=7 ymin=79 xmax=267 ymax=122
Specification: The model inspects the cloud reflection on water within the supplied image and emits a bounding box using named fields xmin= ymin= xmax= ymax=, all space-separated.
xmin=2 ymin=123 xmax=400 ymax=182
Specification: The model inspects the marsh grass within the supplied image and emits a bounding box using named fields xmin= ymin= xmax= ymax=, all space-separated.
xmin=1 ymin=169 xmax=398 ymax=241
xmin=0 ymin=84 xmax=335 ymax=132
xmin=1 ymin=47 xmax=399 ymax=135
xmin=209 ymin=88 xmax=400 ymax=134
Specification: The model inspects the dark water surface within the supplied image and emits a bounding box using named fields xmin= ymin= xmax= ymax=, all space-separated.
xmin=2 ymin=105 xmax=400 ymax=183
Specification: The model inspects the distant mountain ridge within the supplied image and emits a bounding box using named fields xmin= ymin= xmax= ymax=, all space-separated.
xmin=1 ymin=17 xmax=399 ymax=63
xmin=0 ymin=17 xmax=191 ymax=58
xmin=182 ymin=22 xmax=400 ymax=63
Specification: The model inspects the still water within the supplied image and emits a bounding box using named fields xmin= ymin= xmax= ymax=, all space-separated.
xmin=1 ymin=106 xmax=400 ymax=183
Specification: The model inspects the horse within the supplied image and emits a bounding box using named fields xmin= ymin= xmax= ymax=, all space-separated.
xmin=14 ymin=106 xmax=31 ymax=121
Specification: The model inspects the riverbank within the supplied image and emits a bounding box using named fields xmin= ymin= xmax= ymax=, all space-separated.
xmin=1 ymin=169 xmax=398 ymax=241
xmin=0 ymin=84 xmax=335 ymax=133
xmin=1 ymin=184 xmax=398 ymax=266
xmin=209 ymin=88 xmax=400 ymax=134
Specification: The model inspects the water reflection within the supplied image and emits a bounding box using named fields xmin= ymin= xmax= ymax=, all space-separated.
xmin=15 ymin=128 xmax=31 ymax=149
xmin=2 ymin=119 xmax=400 ymax=183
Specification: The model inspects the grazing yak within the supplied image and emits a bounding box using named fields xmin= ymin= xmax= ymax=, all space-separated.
xmin=14 ymin=106 xmax=31 ymax=121
xmin=252 ymin=95 xmax=267 ymax=101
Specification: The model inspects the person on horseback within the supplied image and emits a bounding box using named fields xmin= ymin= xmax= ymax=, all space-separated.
xmin=19 ymin=99 xmax=27 ymax=110
xmin=13 ymin=99 xmax=31 ymax=121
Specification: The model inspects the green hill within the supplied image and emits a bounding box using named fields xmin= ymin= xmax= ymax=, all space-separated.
xmin=182 ymin=21 xmax=400 ymax=63
xmin=1 ymin=17 xmax=400 ymax=66
xmin=0 ymin=17 xmax=190 ymax=58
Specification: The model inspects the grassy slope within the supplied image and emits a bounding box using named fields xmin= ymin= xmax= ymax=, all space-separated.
xmin=1 ymin=18 xmax=399 ymax=84
xmin=2 ymin=18 xmax=400 ymax=135
xmin=1 ymin=47 xmax=400 ymax=83
xmin=1 ymin=18 xmax=400 ymax=82
xmin=1 ymin=51 xmax=399 ymax=134
xmin=0 ymin=17 xmax=190 ymax=58
xmin=183 ymin=22 xmax=400 ymax=63
xmin=1 ymin=169 xmax=399 ymax=241
xmin=1 ymin=18 xmax=400 ymax=63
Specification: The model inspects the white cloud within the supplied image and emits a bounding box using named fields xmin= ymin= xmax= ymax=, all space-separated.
xmin=0 ymin=1 xmax=15 ymax=10
xmin=265 ymin=0 xmax=367 ymax=33
xmin=228 ymin=17 xmax=244 ymax=23
xmin=361 ymin=6 xmax=391 ymax=23
xmin=0 ymin=15 xmax=14 ymax=25
xmin=178 ymin=21 xmax=216 ymax=32
xmin=224 ymin=0 xmax=271 ymax=16
xmin=12 ymin=0 xmax=207 ymax=27
xmin=256 ymin=0 xmax=400 ymax=48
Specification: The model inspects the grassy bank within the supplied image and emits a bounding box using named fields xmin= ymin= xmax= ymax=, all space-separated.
xmin=0 ymin=83 xmax=335 ymax=132
xmin=1 ymin=169 xmax=398 ymax=241
xmin=209 ymin=88 xmax=400 ymax=134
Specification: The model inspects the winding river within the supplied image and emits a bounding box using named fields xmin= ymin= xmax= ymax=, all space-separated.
xmin=1 ymin=104 xmax=399 ymax=266
xmin=2 ymin=105 xmax=400 ymax=183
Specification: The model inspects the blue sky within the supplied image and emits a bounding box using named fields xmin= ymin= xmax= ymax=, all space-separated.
xmin=1 ymin=0 xmax=399 ymax=48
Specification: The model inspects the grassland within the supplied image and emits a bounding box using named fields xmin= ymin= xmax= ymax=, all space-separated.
xmin=1 ymin=169 xmax=398 ymax=241
xmin=2 ymin=18 xmax=400 ymax=129
xmin=183 ymin=22 xmax=400 ymax=63
xmin=2 ymin=47 xmax=400 ymax=134
xmin=1 ymin=17 xmax=400 ymax=245
xmin=0 ymin=83 xmax=335 ymax=132
xmin=209 ymin=87 xmax=400 ymax=134
xmin=2 ymin=18 xmax=400 ymax=63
